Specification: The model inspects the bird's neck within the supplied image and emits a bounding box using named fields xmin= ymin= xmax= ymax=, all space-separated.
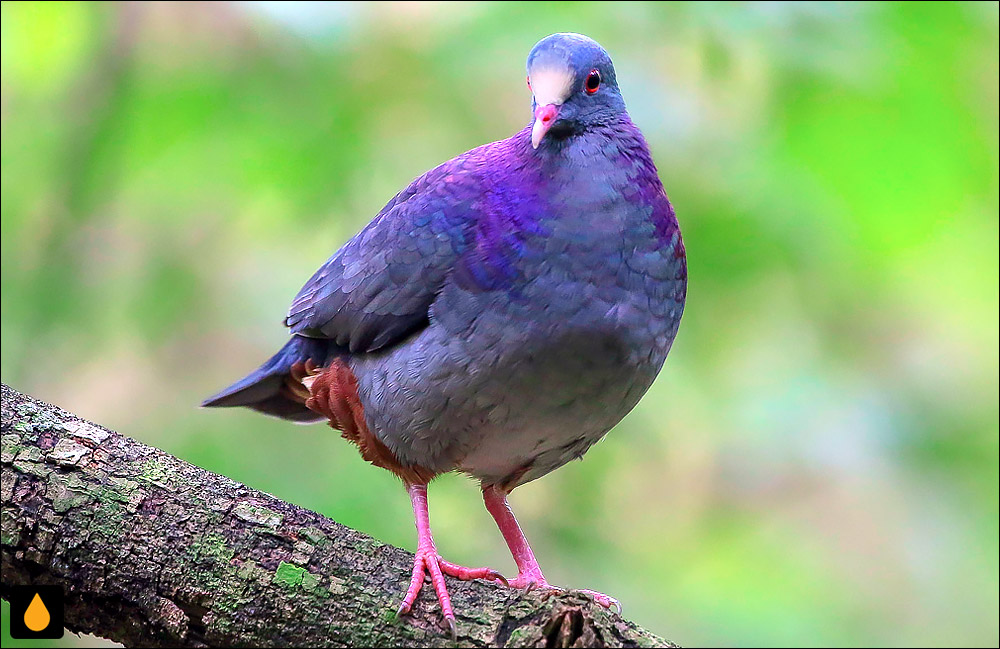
xmin=452 ymin=122 xmax=679 ymax=294
xmin=534 ymin=117 xmax=673 ymax=238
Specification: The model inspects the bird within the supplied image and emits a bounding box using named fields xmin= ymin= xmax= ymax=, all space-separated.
xmin=203 ymin=32 xmax=686 ymax=636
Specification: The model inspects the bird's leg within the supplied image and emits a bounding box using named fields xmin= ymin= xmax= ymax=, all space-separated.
xmin=481 ymin=484 xmax=546 ymax=588
xmin=397 ymin=482 xmax=505 ymax=637
xmin=481 ymin=484 xmax=622 ymax=612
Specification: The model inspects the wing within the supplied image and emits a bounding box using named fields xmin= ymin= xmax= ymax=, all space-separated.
xmin=285 ymin=158 xmax=479 ymax=354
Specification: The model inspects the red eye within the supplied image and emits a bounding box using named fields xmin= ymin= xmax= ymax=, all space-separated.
xmin=585 ymin=69 xmax=601 ymax=94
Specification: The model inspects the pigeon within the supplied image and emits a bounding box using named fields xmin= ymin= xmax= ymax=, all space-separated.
xmin=203 ymin=32 xmax=686 ymax=634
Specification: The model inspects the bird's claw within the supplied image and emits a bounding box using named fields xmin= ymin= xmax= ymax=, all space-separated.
xmin=500 ymin=577 xmax=622 ymax=613
xmin=437 ymin=556 xmax=508 ymax=587
xmin=576 ymin=589 xmax=622 ymax=613
xmin=398 ymin=549 xmax=507 ymax=638
xmin=398 ymin=546 xmax=455 ymax=625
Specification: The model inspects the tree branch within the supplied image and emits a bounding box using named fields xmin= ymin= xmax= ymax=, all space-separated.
xmin=1 ymin=384 xmax=673 ymax=648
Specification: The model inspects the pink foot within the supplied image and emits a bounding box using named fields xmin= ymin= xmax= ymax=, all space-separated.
xmin=573 ymin=588 xmax=623 ymax=613
xmin=503 ymin=575 xmax=622 ymax=612
xmin=397 ymin=551 xmax=506 ymax=615
xmin=398 ymin=484 xmax=505 ymax=638
xmin=439 ymin=557 xmax=508 ymax=585
xmin=481 ymin=484 xmax=622 ymax=613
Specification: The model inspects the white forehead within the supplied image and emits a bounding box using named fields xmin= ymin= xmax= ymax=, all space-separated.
xmin=529 ymin=66 xmax=574 ymax=106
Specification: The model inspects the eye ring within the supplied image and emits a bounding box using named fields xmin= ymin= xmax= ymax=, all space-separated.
xmin=584 ymin=69 xmax=601 ymax=94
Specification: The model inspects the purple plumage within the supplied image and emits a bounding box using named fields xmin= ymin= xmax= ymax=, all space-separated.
xmin=203 ymin=33 xmax=686 ymax=634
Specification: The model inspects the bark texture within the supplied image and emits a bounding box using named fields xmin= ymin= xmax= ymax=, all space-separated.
xmin=1 ymin=384 xmax=674 ymax=648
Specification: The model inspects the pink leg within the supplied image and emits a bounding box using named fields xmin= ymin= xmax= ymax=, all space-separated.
xmin=397 ymin=483 xmax=505 ymax=637
xmin=482 ymin=484 xmax=622 ymax=612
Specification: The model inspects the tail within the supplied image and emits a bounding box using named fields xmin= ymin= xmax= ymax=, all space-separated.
xmin=201 ymin=335 xmax=332 ymax=422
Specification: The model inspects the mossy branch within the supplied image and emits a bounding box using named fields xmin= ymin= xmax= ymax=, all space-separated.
xmin=0 ymin=384 xmax=673 ymax=648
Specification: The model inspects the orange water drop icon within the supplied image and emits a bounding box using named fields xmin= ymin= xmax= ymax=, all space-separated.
xmin=24 ymin=592 xmax=51 ymax=632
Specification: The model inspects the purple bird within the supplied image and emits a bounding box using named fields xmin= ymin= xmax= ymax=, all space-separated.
xmin=203 ymin=33 xmax=686 ymax=633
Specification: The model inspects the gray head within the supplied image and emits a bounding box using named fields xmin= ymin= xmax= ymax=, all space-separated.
xmin=525 ymin=33 xmax=627 ymax=149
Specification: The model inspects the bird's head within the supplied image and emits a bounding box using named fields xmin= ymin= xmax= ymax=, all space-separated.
xmin=526 ymin=33 xmax=627 ymax=149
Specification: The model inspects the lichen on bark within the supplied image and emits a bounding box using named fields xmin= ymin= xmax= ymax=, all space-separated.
xmin=1 ymin=383 xmax=675 ymax=647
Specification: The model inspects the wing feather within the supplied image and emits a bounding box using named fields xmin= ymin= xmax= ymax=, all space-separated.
xmin=285 ymin=159 xmax=479 ymax=353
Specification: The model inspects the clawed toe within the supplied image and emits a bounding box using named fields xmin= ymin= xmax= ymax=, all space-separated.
xmin=575 ymin=588 xmax=622 ymax=613
xmin=397 ymin=548 xmax=510 ymax=635
xmin=398 ymin=482 xmax=620 ymax=641
xmin=438 ymin=557 xmax=508 ymax=586
xmin=398 ymin=548 xmax=455 ymax=622
xmin=497 ymin=577 xmax=622 ymax=613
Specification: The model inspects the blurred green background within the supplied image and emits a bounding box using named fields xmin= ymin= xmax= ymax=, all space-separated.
xmin=2 ymin=2 xmax=997 ymax=647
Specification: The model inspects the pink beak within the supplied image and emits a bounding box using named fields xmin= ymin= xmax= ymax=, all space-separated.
xmin=531 ymin=104 xmax=560 ymax=149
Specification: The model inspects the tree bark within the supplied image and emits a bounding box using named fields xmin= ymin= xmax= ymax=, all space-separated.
xmin=1 ymin=384 xmax=674 ymax=648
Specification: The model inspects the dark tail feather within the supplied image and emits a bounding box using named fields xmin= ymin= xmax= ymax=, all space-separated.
xmin=201 ymin=335 xmax=330 ymax=422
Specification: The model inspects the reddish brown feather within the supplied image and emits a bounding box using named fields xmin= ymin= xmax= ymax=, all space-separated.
xmin=287 ymin=359 xmax=436 ymax=484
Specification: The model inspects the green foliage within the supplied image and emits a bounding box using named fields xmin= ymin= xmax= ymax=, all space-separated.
xmin=2 ymin=2 xmax=997 ymax=647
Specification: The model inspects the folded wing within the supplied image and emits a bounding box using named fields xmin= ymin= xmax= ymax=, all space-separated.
xmin=285 ymin=159 xmax=479 ymax=354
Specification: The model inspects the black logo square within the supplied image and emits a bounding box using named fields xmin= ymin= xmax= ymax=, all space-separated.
xmin=7 ymin=585 xmax=65 ymax=639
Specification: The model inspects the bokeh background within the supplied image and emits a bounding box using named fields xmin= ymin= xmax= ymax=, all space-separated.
xmin=2 ymin=2 xmax=997 ymax=647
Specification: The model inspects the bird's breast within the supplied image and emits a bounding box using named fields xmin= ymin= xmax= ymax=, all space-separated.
xmin=352 ymin=132 xmax=686 ymax=484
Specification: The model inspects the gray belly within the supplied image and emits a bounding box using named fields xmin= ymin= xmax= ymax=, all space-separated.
xmin=351 ymin=296 xmax=669 ymax=487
